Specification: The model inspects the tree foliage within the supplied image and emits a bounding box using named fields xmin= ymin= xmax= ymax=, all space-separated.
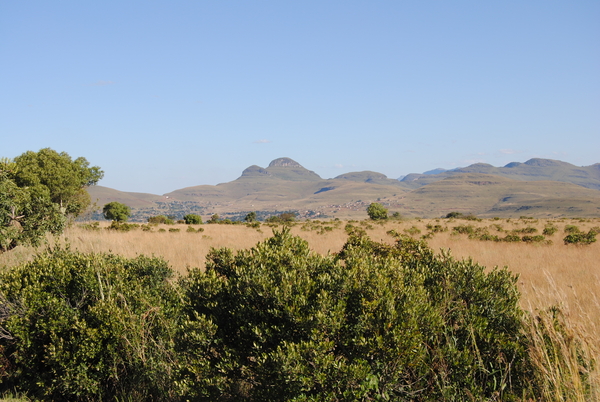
xmin=12 ymin=148 xmax=103 ymax=217
xmin=2 ymin=149 xmax=103 ymax=253
xmin=102 ymin=202 xmax=131 ymax=222
xmin=366 ymin=202 xmax=388 ymax=220
xmin=183 ymin=214 xmax=203 ymax=225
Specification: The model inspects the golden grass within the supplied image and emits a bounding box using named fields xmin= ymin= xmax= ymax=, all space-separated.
xmin=1 ymin=217 xmax=599 ymax=399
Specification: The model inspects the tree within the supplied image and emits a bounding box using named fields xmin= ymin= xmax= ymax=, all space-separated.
xmin=207 ymin=214 xmax=220 ymax=224
xmin=367 ymin=202 xmax=388 ymax=220
xmin=103 ymin=202 xmax=131 ymax=222
xmin=0 ymin=173 xmax=65 ymax=253
xmin=12 ymin=148 xmax=103 ymax=217
xmin=244 ymin=211 xmax=257 ymax=223
xmin=0 ymin=151 xmax=96 ymax=253
xmin=183 ymin=214 xmax=202 ymax=225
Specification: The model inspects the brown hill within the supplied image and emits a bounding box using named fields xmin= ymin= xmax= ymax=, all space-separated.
xmin=87 ymin=158 xmax=600 ymax=220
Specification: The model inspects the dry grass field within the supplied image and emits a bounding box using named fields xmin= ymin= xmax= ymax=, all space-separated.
xmin=2 ymin=217 xmax=599 ymax=331
xmin=1 ymin=217 xmax=599 ymax=400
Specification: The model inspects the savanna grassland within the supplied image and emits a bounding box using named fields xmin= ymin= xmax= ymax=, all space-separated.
xmin=1 ymin=216 xmax=599 ymax=400
xmin=3 ymin=217 xmax=599 ymax=338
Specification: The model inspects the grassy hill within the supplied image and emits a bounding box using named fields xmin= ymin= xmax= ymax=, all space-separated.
xmin=87 ymin=157 xmax=600 ymax=220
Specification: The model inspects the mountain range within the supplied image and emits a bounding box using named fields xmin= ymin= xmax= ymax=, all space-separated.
xmin=87 ymin=157 xmax=600 ymax=220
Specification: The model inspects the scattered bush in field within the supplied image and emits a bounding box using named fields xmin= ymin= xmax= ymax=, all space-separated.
xmin=491 ymin=223 xmax=504 ymax=232
xmin=589 ymin=226 xmax=600 ymax=235
xmin=183 ymin=214 xmax=202 ymax=225
xmin=246 ymin=221 xmax=260 ymax=229
xmin=79 ymin=221 xmax=100 ymax=231
xmin=141 ymin=224 xmax=153 ymax=232
xmin=207 ymin=214 xmax=220 ymax=224
xmin=102 ymin=202 xmax=131 ymax=222
xmin=186 ymin=225 xmax=204 ymax=233
xmin=391 ymin=211 xmax=402 ymax=220
xmin=244 ymin=211 xmax=257 ymax=222
xmin=266 ymin=212 xmax=296 ymax=224
xmin=0 ymin=249 xmax=181 ymax=400
xmin=513 ymin=226 xmax=538 ymax=234
xmin=445 ymin=212 xmax=481 ymax=221
xmin=106 ymin=221 xmax=139 ymax=231
xmin=563 ymin=230 xmax=597 ymax=245
xmin=168 ymin=228 xmax=180 ymax=233
xmin=366 ymin=202 xmax=388 ymax=220
xmin=521 ymin=235 xmax=547 ymax=243
xmin=158 ymin=228 xmax=166 ymax=233
xmin=543 ymin=225 xmax=558 ymax=236
xmin=445 ymin=211 xmax=463 ymax=218
xmin=502 ymin=234 xmax=522 ymax=242
xmin=564 ymin=224 xmax=580 ymax=234
xmin=148 ymin=215 xmax=174 ymax=225
xmin=452 ymin=224 xmax=475 ymax=235
xmin=404 ymin=226 xmax=421 ymax=235
xmin=426 ymin=223 xmax=447 ymax=233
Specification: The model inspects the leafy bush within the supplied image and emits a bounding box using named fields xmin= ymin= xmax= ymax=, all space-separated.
xmin=168 ymin=228 xmax=181 ymax=233
xmin=426 ymin=224 xmax=447 ymax=233
xmin=543 ymin=225 xmax=558 ymax=236
xmin=0 ymin=249 xmax=181 ymax=401
xmin=563 ymin=230 xmax=597 ymax=245
xmin=513 ymin=226 xmax=538 ymax=234
xmin=79 ymin=221 xmax=100 ymax=231
xmin=102 ymin=202 xmax=131 ymax=222
xmin=366 ymin=202 xmax=388 ymax=220
xmin=106 ymin=221 xmax=139 ymax=231
xmin=564 ymin=225 xmax=580 ymax=234
xmin=404 ymin=225 xmax=421 ymax=235
xmin=452 ymin=224 xmax=475 ymax=235
xmin=183 ymin=214 xmax=202 ymax=225
xmin=148 ymin=215 xmax=174 ymax=225
xmin=179 ymin=229 xmax=530 ymax=400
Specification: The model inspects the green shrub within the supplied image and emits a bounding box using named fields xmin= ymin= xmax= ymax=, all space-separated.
xmin=168 ymin=228 xmax=181 ymax=233
xmin=452 ymin=224 xmax=475 ymax=235
xmin=564 ymin=225 xmax=580 ymax=234
xmin=366 ymin=202 xmax=388 ymax=220
xmin=563 ymin=230 xmax=597 ymax=245
xmin=521 ymin=235 xmax=547 ymax=243
xmin=426 ymin=224 xmax=447 ymax=233
xmin=148 ymin=215 xmax=174 ymax=225
xmin=106 ymin=221 xmax=139 ymax=232
xmin=183 ymin=214 xmax=202 ymax=225
xmin=543 ymin=225 xmax=558 ymax=236
xmin=404 ymin=225 xmax=421 ymax=235
xmin=502 ymin=234 xmax=522 ymax=242
xmin=179 ymin=229 xmax=530 ymax=400
xmin=513 ymin=226 xmax=538 ymax=234
xmin=0 ymin=249 xmax=181 ymax=400
xmin=79 ymin=221 xmax=100 ymax=231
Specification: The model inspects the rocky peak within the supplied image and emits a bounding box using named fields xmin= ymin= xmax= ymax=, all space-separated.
xmin=268 ymin=157 xmax=302 ymax=168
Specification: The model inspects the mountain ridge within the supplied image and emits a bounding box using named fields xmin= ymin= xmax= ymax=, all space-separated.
xmin=87 ymin=157 xmax=600 ymax=220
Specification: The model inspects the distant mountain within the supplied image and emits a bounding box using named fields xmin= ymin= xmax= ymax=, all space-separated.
xmin=399 ymin=158 xmax=600 ymax=190
xmin=87 ymin=157 xmax=600 ymax=220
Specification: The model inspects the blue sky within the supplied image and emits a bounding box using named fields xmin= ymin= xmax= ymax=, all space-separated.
xmin=2 ymin=1 xmax=598 ymax=194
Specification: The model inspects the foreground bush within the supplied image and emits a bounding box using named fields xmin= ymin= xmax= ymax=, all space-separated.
xmin=180 ymin=229 xmax=530 ymax=400
xmin=0 ymin=249 xmax=181 ymax=401
xmin=1 ymin=231 xmax=597 ymax=401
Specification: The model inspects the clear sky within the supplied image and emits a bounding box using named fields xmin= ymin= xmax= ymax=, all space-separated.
xmin=2 ymin=1 xmax=598 ymax=194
